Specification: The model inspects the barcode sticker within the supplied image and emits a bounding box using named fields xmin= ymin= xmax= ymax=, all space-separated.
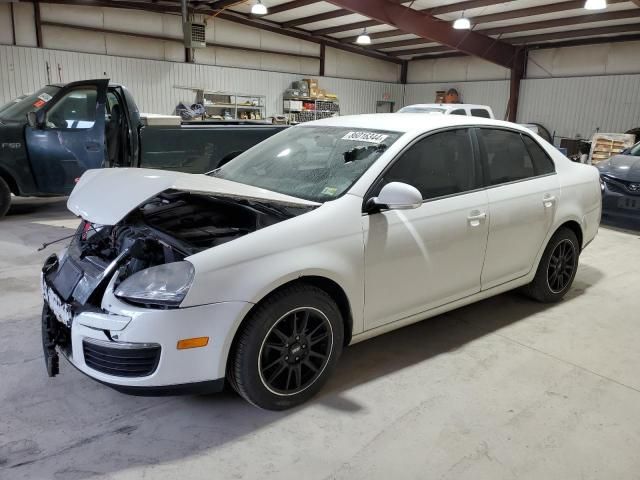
xmin=341 ymin=131 xmax=389 ymax=144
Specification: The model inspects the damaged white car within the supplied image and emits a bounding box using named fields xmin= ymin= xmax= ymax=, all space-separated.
xmin=41 ymin=114 xmax=601 ymax=410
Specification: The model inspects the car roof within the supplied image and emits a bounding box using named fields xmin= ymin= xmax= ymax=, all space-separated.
xmin=306 ymin=113 xmax=522 ymax=134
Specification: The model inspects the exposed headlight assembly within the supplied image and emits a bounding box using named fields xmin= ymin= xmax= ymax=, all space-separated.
xmin=114 ymin=261 xmax=195 ymax=307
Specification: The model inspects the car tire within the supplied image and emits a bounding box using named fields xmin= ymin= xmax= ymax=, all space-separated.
xmin=228 ymin=284 xmax=344 ymax=410
xmin=0 ymin=177 xmax=11 ymax=219
xmin=523 ymin=227 xmax=580 ymax=303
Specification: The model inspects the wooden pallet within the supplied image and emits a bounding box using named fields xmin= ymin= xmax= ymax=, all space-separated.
xmin=588 ymin=133 xmax=636 ymax=164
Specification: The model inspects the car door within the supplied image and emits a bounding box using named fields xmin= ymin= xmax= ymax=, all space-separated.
xmin=24 ymin=79 xmax=108 ymax=194
xmin=476 ymin=128 xmax=560 ymax=289
xmin=362 ymin=128 xmax=489 ymax=330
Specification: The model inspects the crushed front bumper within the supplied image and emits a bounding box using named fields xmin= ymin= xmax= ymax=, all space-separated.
xmin=42 ymin=273 xmax=253 ymax=395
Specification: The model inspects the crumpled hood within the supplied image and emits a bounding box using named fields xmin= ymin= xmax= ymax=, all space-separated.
xmin=68 ymin=168 xmax=319 ymax=225
xmin=597 ymin=154 xmax=640 ymax=182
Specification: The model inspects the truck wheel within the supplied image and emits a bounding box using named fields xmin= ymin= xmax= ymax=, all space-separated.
xmin=523 ymin=227 xmax=579 ymax=303
xmin=0 ymin=177 xmax=11 ymax=218
xmin=228 ymin=284 xmax=344 ymax=410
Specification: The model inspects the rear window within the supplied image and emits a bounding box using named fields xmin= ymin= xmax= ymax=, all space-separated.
xmin=471 ymin=109 xmax=491 ymax=119
xmin=522 ymin=135 xmax=555 ymax=175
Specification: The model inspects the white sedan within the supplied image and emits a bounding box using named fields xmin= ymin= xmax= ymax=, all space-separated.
xmin=41 ymin=114 xmax=601 ymax=410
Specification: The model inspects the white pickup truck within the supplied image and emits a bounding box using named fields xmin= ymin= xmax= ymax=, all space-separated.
xmin=398 ymin=103 xmax=495 ymax=119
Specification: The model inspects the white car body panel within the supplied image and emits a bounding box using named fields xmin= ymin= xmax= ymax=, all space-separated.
xmin=68 ymin=168 xmax=318 ymax=226
xmin=51 ymin=113 xmax=600 ymax=390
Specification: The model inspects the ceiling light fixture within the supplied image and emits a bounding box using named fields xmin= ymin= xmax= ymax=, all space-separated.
xmin=356 ymin=28 xmax=371 ymax=45
xmin=453 ymin=15 xmax=471 ymax=30
xmin=251 ymin=0 xmax=268 ymax=15
xmin=584 ymin=0 xmax=607 ymax=9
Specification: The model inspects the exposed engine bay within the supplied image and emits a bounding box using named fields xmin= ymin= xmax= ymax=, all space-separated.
xmin=42 ymin=190 xmax=314 ymax=311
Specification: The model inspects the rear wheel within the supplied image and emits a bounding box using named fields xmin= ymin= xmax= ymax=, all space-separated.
xmin=228 ymin=284 xmax=344 ymax=410
xmin=0 ymin=177 xmax=11 ymax=218
xmin=523 ymin=227 xmax=579 ymax=303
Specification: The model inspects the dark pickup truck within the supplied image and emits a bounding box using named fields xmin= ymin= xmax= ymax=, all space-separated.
xmin=0 ymin=79 xmax=287 ymax=218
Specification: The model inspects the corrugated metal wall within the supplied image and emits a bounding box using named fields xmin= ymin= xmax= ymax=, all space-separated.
xmin=404 ymin=81 xmax=511 ymax=120
xmin=519 ymin=74 xmax=640 ymax=140
xmin=0 ymin=45 xmax=404 ymax=117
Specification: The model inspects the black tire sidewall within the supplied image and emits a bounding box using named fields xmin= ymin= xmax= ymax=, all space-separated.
xmin=534 ymin=228 xmax=580 ymax=302
xmin=0 ymin=177 xmax=10 ymax=218
xmin=232 ymin=286 xmax=344 ymax=410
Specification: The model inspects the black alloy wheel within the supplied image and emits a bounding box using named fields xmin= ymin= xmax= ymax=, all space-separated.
xmin=258 ymin=307 xmax=333 ymax=396
xmin=546 ymin=239 xmax=577 ymax=294
xmin=523 ymin=227 xmax=580 ymax=303
xmin=228 ymin=284 xmax=344 ymax=410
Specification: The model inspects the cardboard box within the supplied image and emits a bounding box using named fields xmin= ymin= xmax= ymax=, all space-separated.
xmin=309 ymin=86 xmax=320 ymax=98
xmin=304 ymin=78 xmax=319 ymax=89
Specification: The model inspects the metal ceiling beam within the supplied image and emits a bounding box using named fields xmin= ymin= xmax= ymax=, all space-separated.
xmin=263 ymin=0 xmax=320 ymax=16
xmin=325 ymin=0 xmax=519 ymax=68
xmin=470 ymin=0 xmax=628 ymax=24
xmin=281 ymin=0 xmax=408 ymax=27
xmin=283 ymin=9 xmax=352 ymax=27
xmin=371 ymin=3 xmax=640 ymax=52
xmin=40 ymin=0 xmax=404 ymax=64
xmin=408 ymin=24 xmax=640 ymax=60
xmin=208 ymin=0 xmax=241 ymax=8
xmin=479 ymin=9 xmax=640 ymax=36
xmin=311 ymin=0 xmax=508 ymax=37
xmin=507 ymin=23 xmax=640 ymax=44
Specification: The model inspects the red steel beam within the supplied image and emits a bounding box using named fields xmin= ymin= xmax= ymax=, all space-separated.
xmin=325 ymin=0 xmax=518 ymax=68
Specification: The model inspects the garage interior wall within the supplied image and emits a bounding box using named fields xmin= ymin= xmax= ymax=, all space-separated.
xmin=0 ymin=44 xmax=404 ymax=117
xmin=406 ymin=42 xmax=640 ymax=141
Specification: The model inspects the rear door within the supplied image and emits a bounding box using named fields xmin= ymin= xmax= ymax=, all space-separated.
xmin=24 ymin=79 xmax=108 ymax=194
xmin=477 ymin=127 xmax=559 ymax=289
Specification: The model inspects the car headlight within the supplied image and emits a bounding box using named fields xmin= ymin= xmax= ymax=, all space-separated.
xmin=114 ymin=261 xmax=195 ymax=307
xmin=600 ymin=176 xmax=605 ymax=191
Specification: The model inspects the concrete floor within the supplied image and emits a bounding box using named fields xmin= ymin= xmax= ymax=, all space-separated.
xmin=1 ymin=197 xmax=640 ymax=480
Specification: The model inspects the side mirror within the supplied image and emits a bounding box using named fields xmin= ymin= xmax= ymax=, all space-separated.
xmin=367 ymin=182 xmax=423 ymax=212
xmin=27 ymin=110 xmax=45 ymax=129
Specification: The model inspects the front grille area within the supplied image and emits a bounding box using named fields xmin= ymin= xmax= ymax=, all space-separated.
xmin=83 ymin=339 xmax=161 ymax=378
xmin=602 ymin=176 xmax=640 ymax=195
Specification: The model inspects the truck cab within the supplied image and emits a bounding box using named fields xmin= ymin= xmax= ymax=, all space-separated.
xmin=0 ymin=79 xmax=286 ymax=218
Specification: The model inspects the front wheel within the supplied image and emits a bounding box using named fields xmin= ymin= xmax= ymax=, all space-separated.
xmin=523 ymin=227 xmax=580 ymax=303
xmin=0 ymin=177 xmax=11 ymax=219
xmin=228 ymin=284 xmax=344 ymax=410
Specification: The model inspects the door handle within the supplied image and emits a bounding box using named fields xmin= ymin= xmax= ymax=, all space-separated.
xmin=467 ymin=211 xmax=487 ymax=226
xmin=543 ymin=195 xmax=557 ymax=208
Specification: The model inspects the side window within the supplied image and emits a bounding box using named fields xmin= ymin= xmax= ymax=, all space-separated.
xmin=45 ymin=87 xmax=97 ymax=130
xmin=450 ymin=109 xmax=466 ymax=116
xmin=380 ymin=129 xmax=479 ymax=200
xmin=471 ymin=109 xmax=491 ymax=119
xmin=477 ymin=128 xmax=535 ymax=185
xmin=522 ymin=135 xmax=555 ymax=175
xmin=106 ymin=91 xmax=120 ymax=114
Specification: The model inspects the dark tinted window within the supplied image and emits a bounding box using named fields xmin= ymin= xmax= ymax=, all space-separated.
xmin=478 ymin=129 xmax=535 ymax=185
xmin=380 ymin=129 xmax=479 ymax=200
xmin=522 ymin=135 xmax=555 ymax=175
xmin=450 ymin=109 xmax=466 ymax=116
xmin=471 ymin=108 xmax=491 ymax=119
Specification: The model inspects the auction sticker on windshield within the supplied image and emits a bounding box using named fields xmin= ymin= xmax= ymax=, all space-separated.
xmin=342 ymin=131 xmax=389 ymax=144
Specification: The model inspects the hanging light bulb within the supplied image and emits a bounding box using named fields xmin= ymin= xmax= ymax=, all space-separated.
xmin=453 ymin=15 xmax=471 ymax=30
xmin=356 ymin=28 xmax=371 ymax=45
xmin=584 ymin=0 xmax=607 ymax=9
xmin=251 ymin=0 xmax=268 ymax=15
